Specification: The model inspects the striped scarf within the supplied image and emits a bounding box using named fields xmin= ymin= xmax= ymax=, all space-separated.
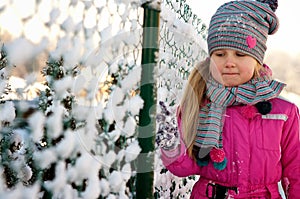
xmin=195 ymin=76 xmax=285 ymax=159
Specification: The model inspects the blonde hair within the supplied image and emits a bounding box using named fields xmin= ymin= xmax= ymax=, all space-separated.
xmin=179 ymin=59 xmax=210 ymax=157
xmin=179 ymin=59 xmax=267 ymax=157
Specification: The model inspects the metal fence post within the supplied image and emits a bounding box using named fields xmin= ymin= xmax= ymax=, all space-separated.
xmin=136 ymin=1 xmax=160 ymax=199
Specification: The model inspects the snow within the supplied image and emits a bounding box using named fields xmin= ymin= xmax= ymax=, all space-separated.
xmin=6 ymin=37 xmax=48 ymax=66
xmin=0 ymin=183 xmax=41 ymax=199
xmin=61 ymin=16 xmax=76 ymax=33
xmin=55 ymin=130 xmax=76 ymax=159
xmin=103 ymin=107 xmax=115 ymax=125
xmin=81 ymin=177 xmax=101 ymax=199
xmin=18 ymin=164 xmax=33 ymax=182
xmin=53 ymin=76 xmax=73 ymax=97
xmin=108 ymin=171 xmax=123 ymax=192
xmin=120 ymin=65 xmax=141 ymax=91
xmin=122 ymin=117 xmax=137 ymax=137
xmin=71 ymin=105 xmax=89 ymax=121
xmin=125 ymin=95 xmax=144 ymax=115
xmin=46 ymin=104 xmax=64 ymax=139
xmin=33 ymin=148 xmax=57 ymax=169
xmin=68 ymin=152 xmax=102 ymax=184
xmin=124 ymin=140 xmax=141 ymax=162
xmin=24 ymin=16 xmax=48 ymax=44
xmin=0 ymin=101 xmax=15 ymax=123
xmin=102 ymin=150 xmax=117 ymax=168
xmin=99 ymin=179 xmax=110 ymax=197
xmin=106 ymin=129 xmax=121 ymax=143
xmin=44 ymin=161 xmax=67 ymax=196
xmin=5 ymin=76 xmax=46 ymax=100
xmin=121 ymin=163 xmax=132 ymax=181
xmin=116 ymin=149 xmax=125 ymax=162
xmin=49 ymin=8 xmax=61 ymax=25
xmin=111 ymin=86 xmax=125 ymax=106
xmin=72 ymin=74 xmax=86 ymax=95
xmin=28 ymin=111 xmax=45 ymax=142
xmin=140 ymin=0 xmax=162 ymax=10
xmin=22 ymin=183 xmax=41 ymax=199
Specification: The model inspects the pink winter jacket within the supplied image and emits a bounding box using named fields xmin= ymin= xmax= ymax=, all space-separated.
xmin=161 ymin=98 xmax=300 ymax=198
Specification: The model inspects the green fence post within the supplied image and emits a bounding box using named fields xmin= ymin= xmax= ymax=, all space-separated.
xmin=136 ymin=2 xmax=160 ymax=199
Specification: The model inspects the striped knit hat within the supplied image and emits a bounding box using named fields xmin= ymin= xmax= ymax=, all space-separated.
xmin=207 ymin=0 xmax=279 ymax=64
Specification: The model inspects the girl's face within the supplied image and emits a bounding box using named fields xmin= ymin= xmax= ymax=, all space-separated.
xmin=210 ymin=49 xmax=258 ymax=87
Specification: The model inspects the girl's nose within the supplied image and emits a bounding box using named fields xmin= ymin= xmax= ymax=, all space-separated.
xmin=225 ymin=56 xmax=236 ymax=68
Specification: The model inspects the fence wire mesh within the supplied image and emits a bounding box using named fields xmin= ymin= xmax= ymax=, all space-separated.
xmin=155 ymin=0 xmax=207 ymax=197
xmin=158 ymin=0 xmax=207 ymax=93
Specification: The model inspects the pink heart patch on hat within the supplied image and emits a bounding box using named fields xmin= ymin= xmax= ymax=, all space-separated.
xmin=246 ymin=35 xmax=256 ymax=49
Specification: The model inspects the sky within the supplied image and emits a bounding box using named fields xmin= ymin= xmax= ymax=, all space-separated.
xmin=186 ymin=0 xmax=300 ymax=56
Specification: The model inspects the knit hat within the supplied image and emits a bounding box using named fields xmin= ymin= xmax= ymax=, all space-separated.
xmin=207 ymin=0 xmax=279 ymax=64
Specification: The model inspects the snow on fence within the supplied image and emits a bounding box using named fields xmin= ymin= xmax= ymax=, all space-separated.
xmin=155 ymin=0 xmax=207 ymax=198
xmin=0 ymin=0 xmax=207 ymax=198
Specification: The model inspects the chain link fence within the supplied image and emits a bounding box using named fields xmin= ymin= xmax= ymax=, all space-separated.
xmin=155 ymin=0 xmax=207 ymax=197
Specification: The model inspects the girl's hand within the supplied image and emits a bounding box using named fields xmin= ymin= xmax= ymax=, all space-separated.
xmin=155 ymin=101 xmax=179 ymax=150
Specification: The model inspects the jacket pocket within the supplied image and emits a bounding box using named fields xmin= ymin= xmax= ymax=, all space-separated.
xmin=256 ymin=115 xmax=286 ymax=151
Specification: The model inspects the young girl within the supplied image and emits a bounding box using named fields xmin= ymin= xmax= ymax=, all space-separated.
xmin=157 ymin=0 xmax=300 ymax=198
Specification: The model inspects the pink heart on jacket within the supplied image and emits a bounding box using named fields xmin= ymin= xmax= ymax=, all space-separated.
xmin=246 ymin=35 xmax=256 ymax=49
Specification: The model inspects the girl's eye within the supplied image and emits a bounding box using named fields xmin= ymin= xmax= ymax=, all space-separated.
xmin=236 ymin=52 xmax=246 ymax=57
xmin=214 ymin=52 xmax=224 ymax=57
